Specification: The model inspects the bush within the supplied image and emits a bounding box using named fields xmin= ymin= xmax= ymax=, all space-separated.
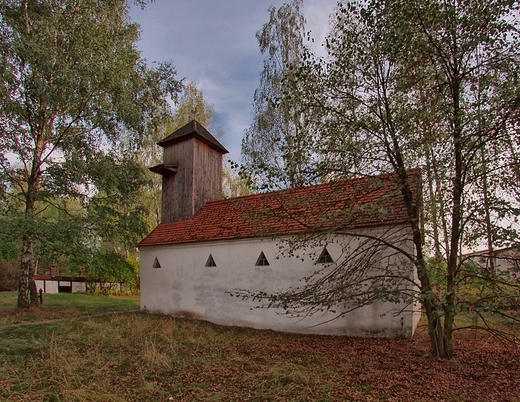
xmin=85 ymin=281 xmax=138 ymax=296
xmin=0 ymin=260 xmax=19 ymax=291
xmin=85 ymin=251 xmax=140 ymax=295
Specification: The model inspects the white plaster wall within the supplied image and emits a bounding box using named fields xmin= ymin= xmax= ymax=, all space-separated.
xmin=35 ymin=279 xmax=58 ymax=294
xmin=140 ymin=227 xmax=420 ymax=338
xmin=72 ymin=282 xmax=86 ymax=293
xmin=35 ymin=280 xmax=86 ymax=294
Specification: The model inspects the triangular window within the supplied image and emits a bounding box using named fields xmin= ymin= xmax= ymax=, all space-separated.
xmin=317 ymin=247 xmax=333 ymax=264
xmin=255 ymin=251 xmax=270 ymax=266
xmin=153 ymin=257 xmax=162 ymax=268
xmin=205 ymin=254 xmax=217 ymax=267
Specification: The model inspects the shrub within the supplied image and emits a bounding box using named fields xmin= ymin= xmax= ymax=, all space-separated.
xmin=0 ymin=260 xmax=19 ymax=291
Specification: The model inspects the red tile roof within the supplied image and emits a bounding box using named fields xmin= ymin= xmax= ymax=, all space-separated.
xmin=137 ymin=170 xmax=420 ymax=247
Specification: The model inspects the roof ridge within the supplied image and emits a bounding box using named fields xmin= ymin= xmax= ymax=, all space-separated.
xmin=207 ymin=169 xmax=418 ymax=206
xmin=138 ymin=169 xmax=421 ymax=247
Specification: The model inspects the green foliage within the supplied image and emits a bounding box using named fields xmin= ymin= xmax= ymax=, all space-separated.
xmin=86 ymin=153 xmax=150 ymax=249
xmin=222 ymin=161 xmax=252 ymax=198
xmin=241 ymin=0 xmax=520 ymax=358
xmin=170 ymin=81 xmax=215 ymax=131
xmin=0 ymin=242 xmax=20 ymax=261
xmin=0 ymin=0 xmax=181 ymax=307
xmin=0 ymin=198 xmax=21 ymax=261
xmin=242 ymin=0 xmax=316 ymax=189
xmin=89 ymin=251 xmax=139 ymax=289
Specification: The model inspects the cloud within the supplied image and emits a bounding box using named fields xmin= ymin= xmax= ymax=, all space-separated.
xmin=130 ymin=0 xmax=336 ymax=163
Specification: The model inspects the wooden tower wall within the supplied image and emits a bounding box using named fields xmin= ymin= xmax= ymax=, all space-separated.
xmin=161 ymin=137 xmax=223 ymax=223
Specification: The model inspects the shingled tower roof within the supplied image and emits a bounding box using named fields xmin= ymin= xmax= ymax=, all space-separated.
xmin=157 ymin=119 xmax=228 ymax=154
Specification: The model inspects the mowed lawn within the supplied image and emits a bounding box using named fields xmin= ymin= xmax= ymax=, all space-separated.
xmin=0 ymin=293 xmax=519 ymax=402
xmin=0 ymin=292 xmax=139 ymax=326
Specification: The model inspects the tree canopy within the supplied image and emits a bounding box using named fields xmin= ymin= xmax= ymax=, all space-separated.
xmin=241 ymin=0 xmax=520 ymax=358
xmin=241 ymin=0 xmax=317 ymax=189
xmin=0 ymin=0 xmax=181 ymax=307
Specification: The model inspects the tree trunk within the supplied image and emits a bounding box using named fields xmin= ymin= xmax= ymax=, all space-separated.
xmin=18 ymin=124 xmax=45 ymax=308
xmin=417 ymin=258 xmax=451 ymax=358
xmin=440 ymin=61 xmax=464 ymax=361
xmin=18 ymin=230 xmax=39 ymax=308
xmin=17 ymin=234 xmax=33 ymax=309
xmin=481 ymin=148 xmax=495 ymax=273
xmin=395 ymin=166 xmax=455 ymax=358
xmin=424 ymin=146 xmax=442 ymax=259
xmin=29 ymin=257 xmax=39 ymax=306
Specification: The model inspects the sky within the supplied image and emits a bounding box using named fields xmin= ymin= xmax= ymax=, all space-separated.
xmin=129 ymin=0 xmax=338 ymax=164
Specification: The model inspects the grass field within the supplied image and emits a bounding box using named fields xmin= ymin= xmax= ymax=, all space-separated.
xmin=0 ymin=292 xmax=139 ymax=326
xmin=1 ymin=293 xmax=519 ymax=401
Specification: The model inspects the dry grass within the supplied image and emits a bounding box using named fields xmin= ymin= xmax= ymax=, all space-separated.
xmin=1 ymin=294 xmax=519 ymax=401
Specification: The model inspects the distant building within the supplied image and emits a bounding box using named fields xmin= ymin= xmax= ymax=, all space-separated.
xmin=462 ymin=247 xmax=520 ymax=274
xmin=34 ymin=274 xmax=86 ymax=294
xmin=35 ymin=264 xmax=129 ymax=294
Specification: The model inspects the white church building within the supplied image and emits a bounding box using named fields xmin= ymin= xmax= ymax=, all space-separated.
xmin=138 ymin=120 xmax=421 ymax=338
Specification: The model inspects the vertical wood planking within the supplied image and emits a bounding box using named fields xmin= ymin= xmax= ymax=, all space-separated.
xmin=161 ymin=137 xmax=222 ymax=223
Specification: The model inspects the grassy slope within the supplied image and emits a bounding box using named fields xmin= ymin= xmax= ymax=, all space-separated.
xmin=0 ymin=293 xmax=519 ymax=402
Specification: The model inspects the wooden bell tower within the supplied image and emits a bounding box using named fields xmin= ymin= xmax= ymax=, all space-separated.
xmin=150 ymin=120 xmax=228 ymax=223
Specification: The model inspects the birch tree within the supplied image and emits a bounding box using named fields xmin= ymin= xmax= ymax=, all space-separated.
xmin=241 ymin=0 xmax=520 ymax=358
xmin=0 ymin=0 xmax=180 ymax=308
xmin=242 ymin=0 xmax=317 ymax=189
